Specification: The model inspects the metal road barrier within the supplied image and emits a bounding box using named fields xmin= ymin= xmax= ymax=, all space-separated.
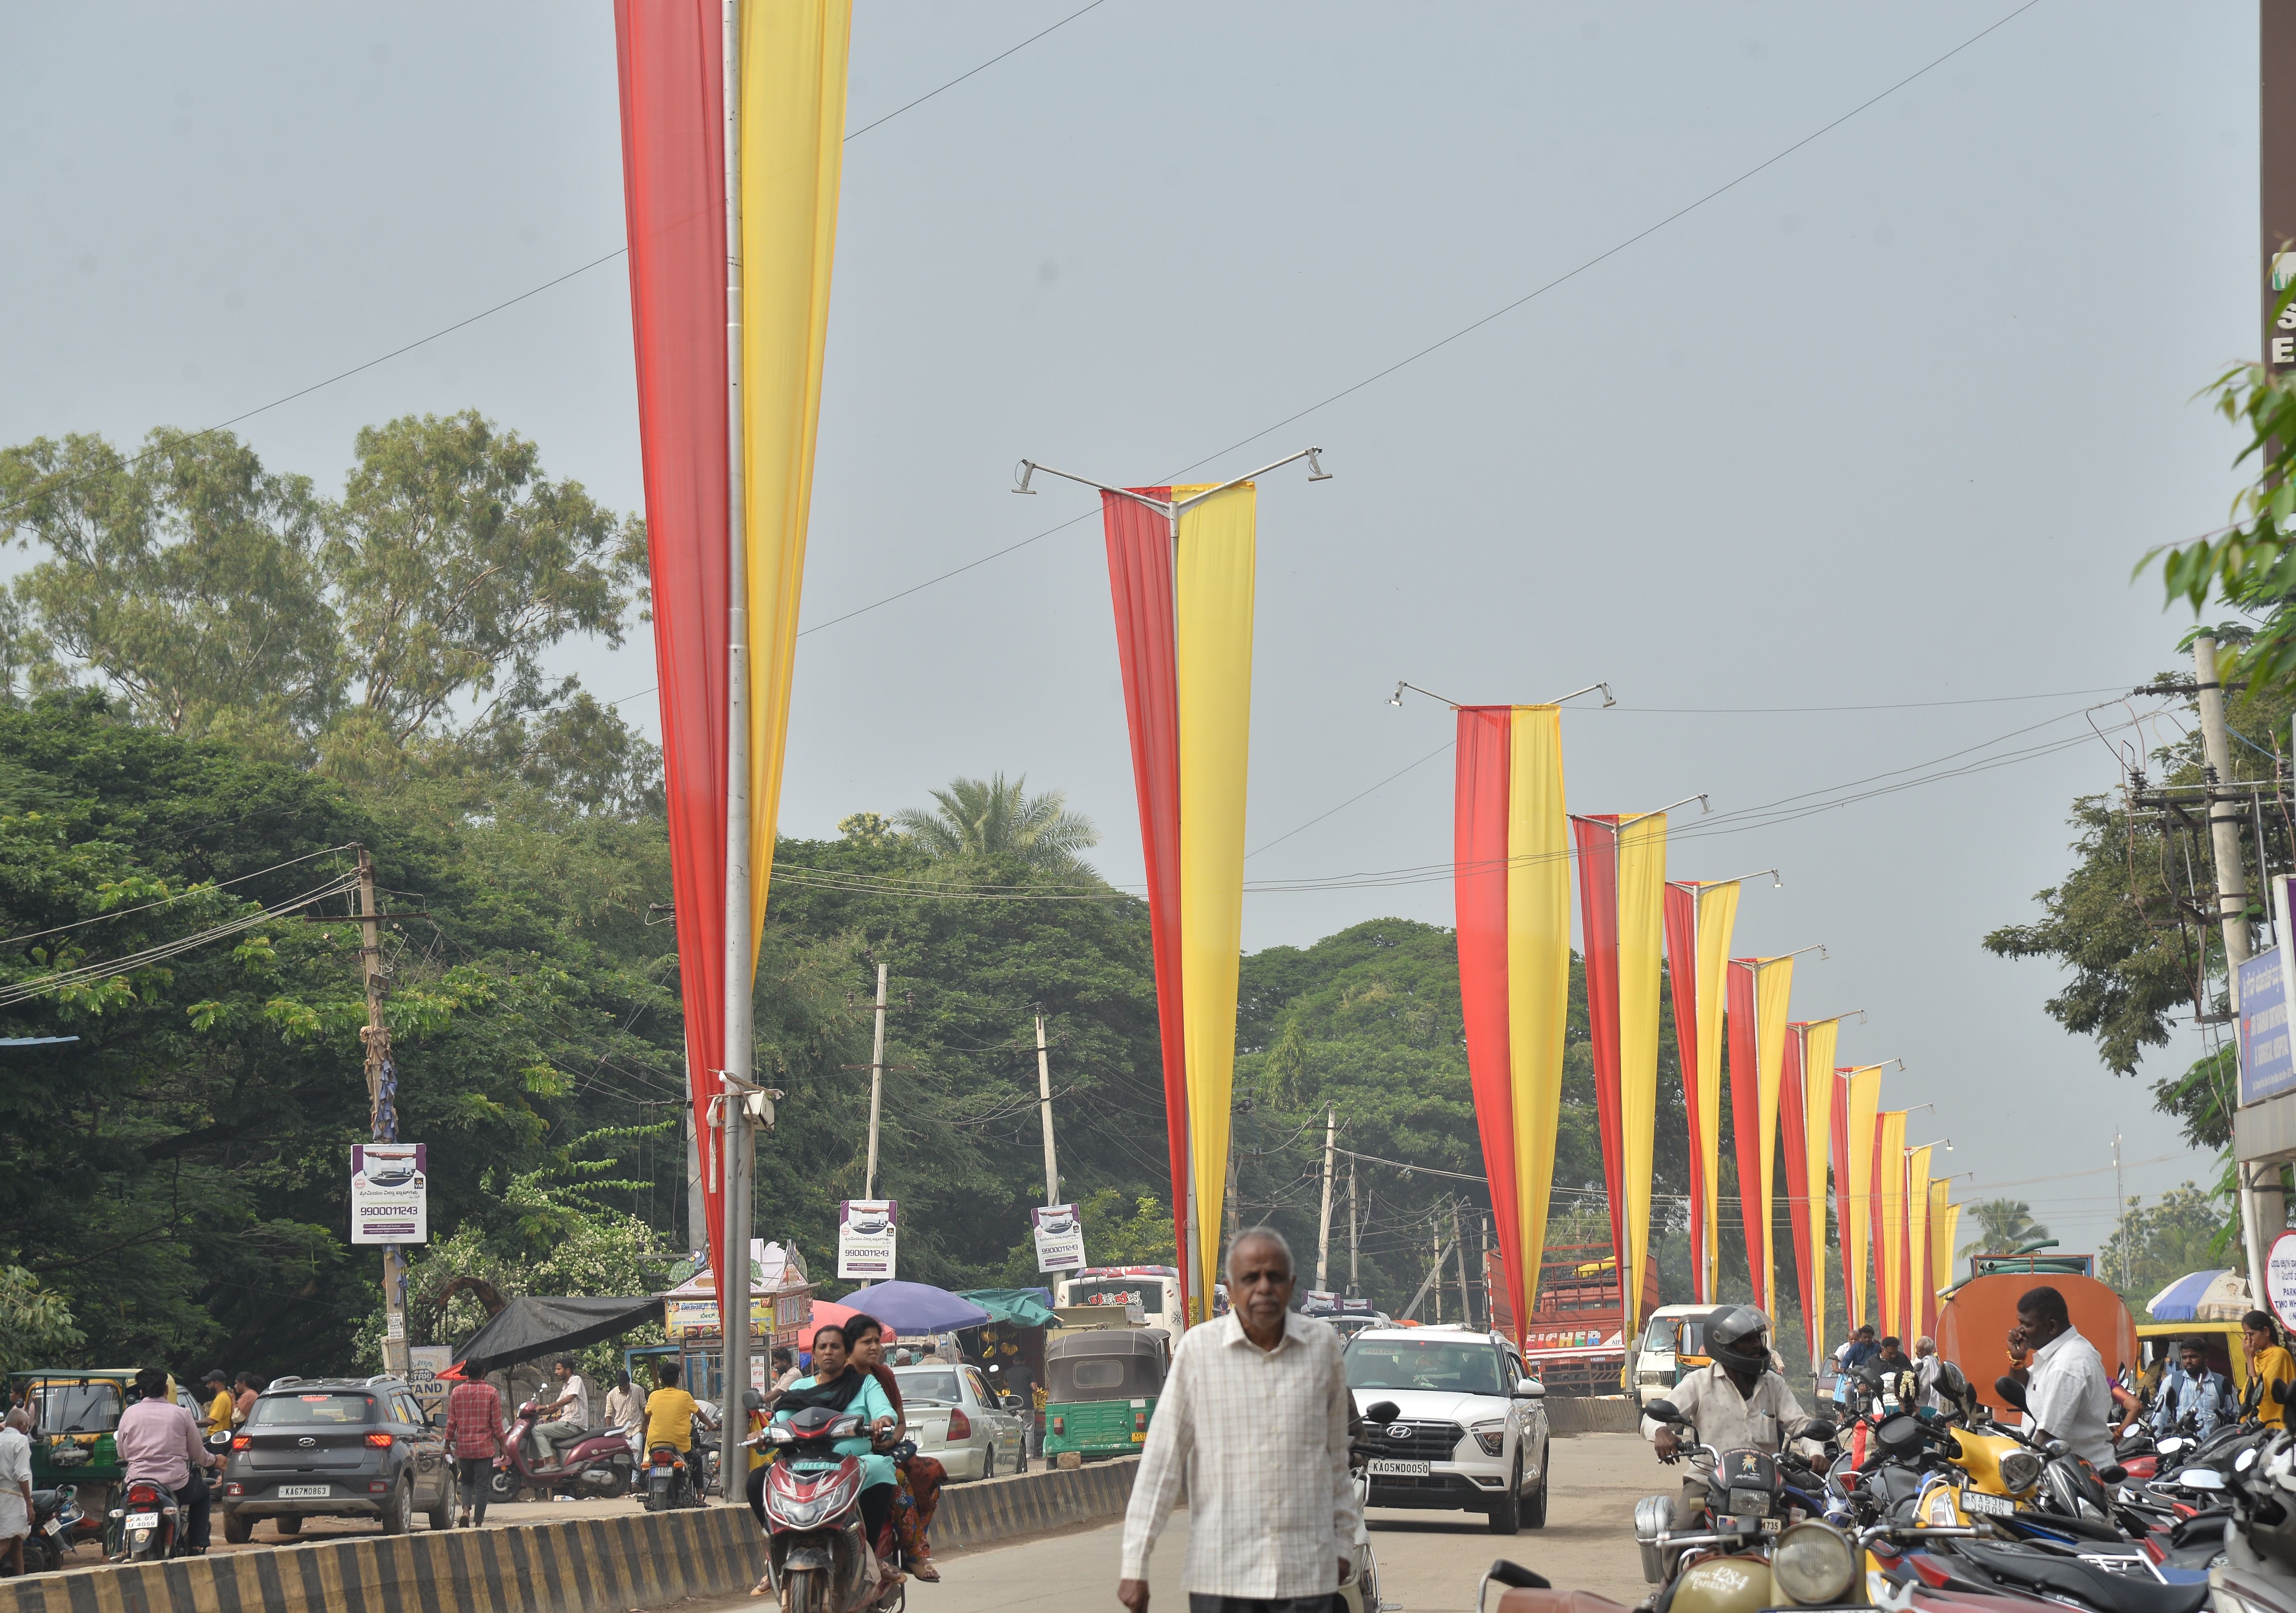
xmin=0 ymin=1458 xmax=1143 ymax=1613
xmin=1544 ymin=1396 xmax=1646 ymax=1435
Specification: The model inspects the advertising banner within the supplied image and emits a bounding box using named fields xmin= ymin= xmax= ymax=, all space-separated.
xmin=2241 ymin=948 xmax=2295 ymax=1106
xmin=351 ymin=1144 xmax=427 ymax=1244
xmin=2269 ymin=1230 xmax=2296 ymax=1333
xmin=406 ymin=1345 xmax=452 ymax=1410
xmin=837 ymin=1199 xmax=897 ymax=1279
xmin=1031 ymin=1203 xmax=1086 ymax=1273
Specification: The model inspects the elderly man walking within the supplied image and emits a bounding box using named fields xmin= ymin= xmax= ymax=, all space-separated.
xmin=0 ymin=1408 xmax=32 ymax=1576
xmin=1118 ymin=1227 xmax=1360 ymax=1613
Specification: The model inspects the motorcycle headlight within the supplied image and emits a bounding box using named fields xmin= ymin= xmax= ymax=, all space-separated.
xmin=1999 ymin=1451 xmax=2044 ymax=1493
xmin=1470 ymin=1420 xmax=1507 ymax=1457
xmin=1771 ymin=1521 xmax=1857 ymax=1606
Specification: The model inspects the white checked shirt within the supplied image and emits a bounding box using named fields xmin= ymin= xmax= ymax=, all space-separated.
xmin=1120 ymin=1309 xmax=1362 ymax=1598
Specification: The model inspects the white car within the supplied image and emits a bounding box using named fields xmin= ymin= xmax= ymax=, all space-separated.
xmin=1343 ymin=1324 xmax=1550 ymax=1534
xmin=893 ymin=1361 xmax=1027 ymax=1481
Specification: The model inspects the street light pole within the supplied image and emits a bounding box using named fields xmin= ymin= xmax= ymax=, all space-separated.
xmin=1035 ymin=1010 xmax=1060 ymax=1205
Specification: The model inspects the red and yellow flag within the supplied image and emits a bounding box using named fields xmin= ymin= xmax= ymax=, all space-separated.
xmin=1836 ymin=1066 xmax=1883 ymax=1332
xmin=1875 ymin=1109 xmax=1908 ymax=1340
xmin=1663 ymin=879 xmax=1742 ymax=1304
xmin=1726 ymin=956 xmax=1794 ymax=1315
xmin=1780 ymin=1018 xmax=1842 ymax=1369
xmin=1102 ymin=484 xmax=1259 ymax=1320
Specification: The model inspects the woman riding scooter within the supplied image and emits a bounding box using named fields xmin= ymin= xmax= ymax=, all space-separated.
xmin=752 ymin=1324 xmax=901 ymax=1597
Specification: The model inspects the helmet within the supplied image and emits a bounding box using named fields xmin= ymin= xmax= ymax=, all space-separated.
xmin=1706 ymin=1306 xmax=1773 ymax=1377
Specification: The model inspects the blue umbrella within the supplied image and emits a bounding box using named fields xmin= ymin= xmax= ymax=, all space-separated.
xmin=842 ymin=1280 xmax=992 ymax=1335
xmin=2146 ymin=1268 xmax=2240 ymax=1321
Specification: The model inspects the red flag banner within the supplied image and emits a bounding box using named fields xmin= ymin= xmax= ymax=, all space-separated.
xmin=1780 ymin=1024 xmax=1812 ymax=1350
xmin=1101 ymin=489 xmax=1191 ymax=1321
xmin=614 ymin=0 xmax=730 ymax=1271
xmin=1726 ymin=961 xmax=1762 ymax=1306
xmin=1573 ymin=816 xmax=1628 ymax=1277
xmin=1455 ymin=710 xmax=1526 ymax=1332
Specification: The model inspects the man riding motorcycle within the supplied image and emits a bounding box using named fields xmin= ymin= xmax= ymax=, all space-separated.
xmin=1641 ymin=1306 xmax=1821 ymax=1529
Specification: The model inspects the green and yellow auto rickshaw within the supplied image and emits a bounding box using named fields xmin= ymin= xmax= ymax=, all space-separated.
xmin=1042 ymin=1328 xmax=1167 ymax=1460
xmin=8 ymin=1369 xmax=146 ymax=1543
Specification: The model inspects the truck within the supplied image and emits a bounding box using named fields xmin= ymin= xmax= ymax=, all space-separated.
xmin=1484 ymin=1244 xmax=1662 ymax=1397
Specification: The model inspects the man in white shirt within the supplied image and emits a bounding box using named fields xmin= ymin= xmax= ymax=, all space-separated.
xmin=1118 ymin=1228 xmax=1360 ymax=1613
xmin=0 ymin=1408 xmax=32 ymax=1576
xmin=1643 ymin=1306 xmax=1820 ymax=1528
xmin=2007 ymin=1285 xmax=2115 ymax=1466
xmin=532 ymin=1357 xmax=591 ymax=1459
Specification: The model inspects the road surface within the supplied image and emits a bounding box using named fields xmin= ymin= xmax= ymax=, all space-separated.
xmin=674 ymin=1431 xmax=1659 ymax=1613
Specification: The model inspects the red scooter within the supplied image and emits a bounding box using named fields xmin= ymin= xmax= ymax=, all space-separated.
xmin=751 ymin=1405 xmax=903 ymax=1613
xmin=491 ymin=1399 xmax=642 ymax=1503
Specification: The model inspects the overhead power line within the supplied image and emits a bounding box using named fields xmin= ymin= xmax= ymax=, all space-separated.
xmin=0 ymin=843 xmax=359 ymax=948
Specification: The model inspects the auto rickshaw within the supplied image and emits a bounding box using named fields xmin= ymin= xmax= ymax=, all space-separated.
xmin=7 ymin=1369 xmax=146 ymax=1542
xmin=1041 ymin=1328 xmax=1167 ymax=1460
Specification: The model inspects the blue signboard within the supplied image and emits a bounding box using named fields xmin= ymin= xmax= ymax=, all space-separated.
xmin=2240 ymin=947 xmax=2296 ymax=1105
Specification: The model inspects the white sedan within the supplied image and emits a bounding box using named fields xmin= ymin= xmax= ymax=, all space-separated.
xmin=892 ymin=1361 xmax=1028 ymax=1481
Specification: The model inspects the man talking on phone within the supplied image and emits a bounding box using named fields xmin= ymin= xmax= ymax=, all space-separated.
xmin=1117 ymin=1228 xmax=1359 ymax=1613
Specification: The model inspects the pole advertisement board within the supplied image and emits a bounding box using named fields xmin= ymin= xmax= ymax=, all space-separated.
xmin=837 ymin=1199 xmax=897 ymax=1280
xmin=1031 ymin=1203 xmax=1086 ymax=1273
xmin=351 ymin=1144 xmax=427 ymax=1244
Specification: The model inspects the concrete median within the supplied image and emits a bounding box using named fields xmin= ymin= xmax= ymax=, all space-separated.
xmin=0 ymin=1458 xmax=1143 ymax=1613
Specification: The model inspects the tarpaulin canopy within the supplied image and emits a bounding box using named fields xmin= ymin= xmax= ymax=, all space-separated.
xmin=797 ymin=1300 xmax=858 ymax=1351
xmin=2147 ymin=1269 xmax=2248 ymax=1322
xmin=451 ymin=1296 xmax=662 ymax=1376
xmin=958 ymin=1289 xmax=1056 ymax=1328
xmin=838 ymin=1281 xmax=990 ymax=1336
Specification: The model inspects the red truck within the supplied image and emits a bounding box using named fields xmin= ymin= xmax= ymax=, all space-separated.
xmin=1485 ymin=1243 xmax=1661 ymax=1397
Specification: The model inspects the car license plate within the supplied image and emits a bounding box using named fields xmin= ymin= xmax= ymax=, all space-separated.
xmin=128 ymin=1511 xmax=159 ymax=1529
xmin=1963 ymin=1490 xmax=2015 ymax=1517
xmin=1368 ymin=1459 xmax=1430 ymax=1477
xmin=276 ymin=1485 xmax=331 ymax=1499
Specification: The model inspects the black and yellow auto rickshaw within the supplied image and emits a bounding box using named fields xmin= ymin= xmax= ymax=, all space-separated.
xmin=1041 ymin=1329 xmax=1167 ymax=1460
xmin=7 ymin=1369 xmax=145 ymax=1543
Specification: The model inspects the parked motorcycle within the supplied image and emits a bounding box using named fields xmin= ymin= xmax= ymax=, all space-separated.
xmin=23 ymin=1485 xmax=83 ymax=1574
xmin=750 ymin=1404 xmax=903 ymax=1613
xmin=491 ymin=1398 xmax=642 ymax=1503
xmin=108 ymin=1477 xmax=190 ymax=1563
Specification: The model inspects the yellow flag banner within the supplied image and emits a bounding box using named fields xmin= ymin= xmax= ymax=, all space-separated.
xmin=1838 ymin=1068 xmax=1883 ymax=1332
xmin=1876 ymin=1110 xmax=1908 ymax=1340
xmin=1800 ymin=1018 xmax=1840 ymax=1367
xmin=1617 ymin=813 xmax=1668 ymax=1338
xmin=739 ymin=0 xmax=851 ymax=950
xmin=1906 ymin=1144 xmax=1933 ymax=1342
xmin=1754 ymin=959 xmax=1795 ymax=1316
xmin=1932 ymin=1185 xmax=1960 ymax=1302
xmin=1174 ymin=482 xmax=1256 ymax=1310
xmin=1507 ymin=708 xmax=1570 ymax=1319
xmin=1664 ymin=879 xmax=1741 ymax=1304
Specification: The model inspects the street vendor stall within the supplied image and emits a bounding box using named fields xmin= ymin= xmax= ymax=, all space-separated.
xmin=656 ymin=1239 xmax=813 ymax=1400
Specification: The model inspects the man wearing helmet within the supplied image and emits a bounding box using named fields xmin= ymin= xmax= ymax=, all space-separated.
xmin=1642 ymin=1306 xmax=1820 ymax=1528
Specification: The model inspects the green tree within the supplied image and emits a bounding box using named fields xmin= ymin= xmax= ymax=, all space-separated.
xmin=1960 ymin=1199 xmax=2049 ymax=1257
xmin=2100 ymin=1183 xmax=2233 ymax=1311
xmin=891 ymin=774 xmax=1098 ymax=876
xmin=0 ymin=1265 xmax=85 ymax=1378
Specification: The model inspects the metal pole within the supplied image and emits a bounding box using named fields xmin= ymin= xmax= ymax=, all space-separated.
xmin=1035 ymin=1011 xmax=1059 ymax=1205
xmin=685 ymin=1109 xmax=707 ymax=1258
xmin=864 ymin=962 xmax=888 ymax=1201
xmin=357 ymin=848 xmax=407 ymax=1379
xmin=1348 ymin=1159 xmax=1359 ymax=1297
xmin=1452 ymin=1203 xmax=1471 ymax=1328
xmin=1316 ymin=1107 xmax=1336 ymax=1291
xmin=718 ymin=0 xmax=754 ymax=1497
xmin=2197 ymin=635 xmax=2274 ymax=1299
xmin=1431 ymin=1222 xmax=1442 ymax=1325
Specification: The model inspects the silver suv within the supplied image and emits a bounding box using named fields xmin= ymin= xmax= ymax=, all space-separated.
xmin=1342 ymin=1325 xmax=1550 ymax=1534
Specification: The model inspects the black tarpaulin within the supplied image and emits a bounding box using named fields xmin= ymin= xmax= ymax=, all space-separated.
xmin=450 ymin=1296 xmax=661 ymax=1375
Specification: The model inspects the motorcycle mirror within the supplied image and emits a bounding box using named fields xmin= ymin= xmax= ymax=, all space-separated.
xmin=1642 ymin=1399 xmax=1683 ymax=1424
xmin=1993 ymin=1375 xmax=2030 ymax=1413
xmin=2180 ymin=1468 xmax=2227 ymax=1491
xmin=2277 ymin=1380 xmax=2293 ymax=1406
xmin=2044 ymin=1441 xmax=2069 ymax=1459
xmin=1488 ymin=1561 xmax=1550 ymax=1590
xmin=2098 ymin=1464 xmax=2128 ymax=1485
xmin=1364 ymin=1400 xmax=1402 ymax=1425
xmin=1801 ymin=1420 xmax=1839 ymax=1442
xmin=2239 ymin=1448 xmax=2263 ymax=1475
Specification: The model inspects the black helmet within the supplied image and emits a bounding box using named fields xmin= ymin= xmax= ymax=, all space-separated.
xmin=1706 ymin=1306 xmax=1773 ymax=1376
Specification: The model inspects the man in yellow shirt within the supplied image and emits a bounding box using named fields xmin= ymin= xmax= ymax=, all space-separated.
xmin=644 ymin=1361 xmax=701 ymax=1451
xmin=199 ymin=1371 xmax=235 ymax=1435
xmin=2244 ymin=1311 xmax=2296 ymax=1430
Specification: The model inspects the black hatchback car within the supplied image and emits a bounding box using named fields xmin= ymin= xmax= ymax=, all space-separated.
xmin=218 ymin=1376 xmax=453 ymax=1542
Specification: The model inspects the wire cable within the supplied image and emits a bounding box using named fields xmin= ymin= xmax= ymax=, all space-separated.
xmin=0 ymin=842 xmax=359 ymax=948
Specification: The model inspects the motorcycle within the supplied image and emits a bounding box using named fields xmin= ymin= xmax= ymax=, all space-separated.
xmin=107 ymin=1477 xmax=189 ymax=1563
xmin=492 ymin=1398 xmax=642 ymax=1503
xmin=22 ymin=1485 xmax=83 ymax=1574
xmin=750 ymin=1404 xmax=904 ymax=1613
xmin=1631 ymin=1397 xmax=1855 ymax=1609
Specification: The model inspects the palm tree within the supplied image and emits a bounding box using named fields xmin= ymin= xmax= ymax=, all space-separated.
xmin=1960 ymin=1198 xmax=2049 ymax=1258
xmin=892 ymin=773 xmax=1099 ymax=876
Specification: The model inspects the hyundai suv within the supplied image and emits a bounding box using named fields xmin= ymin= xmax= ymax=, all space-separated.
xmin=1342 ymin=1325 xmax=1549 ymax=1534
xmin=217 ymin=1376 xmax=452 ymax=1542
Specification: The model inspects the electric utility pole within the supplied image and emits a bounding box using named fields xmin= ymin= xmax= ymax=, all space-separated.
xmin=1347 ymin=1159 xmax=1360 ymax=1297
xmin=356 ymin=847 xmax=407 ymax=1379
xmin=1316 ymin=1108 xmax=1336 ymax=1291
xmin=1035 ymin=1010 xmax=1060 ymax=1204
xmin=1452 ymin=1203 xmax=1471 ymax=1328
xmin=1431 ymin=1221 xmax=1443 ymax=1324
xmin=2196 ymin=634 xmax=2279 ymax=1295
xmin=864 ymin=962 xmax=889 ymax=1201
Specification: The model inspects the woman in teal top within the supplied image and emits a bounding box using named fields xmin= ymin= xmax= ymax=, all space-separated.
xmin=772 ymin=1323 xmax=900 ymax=1545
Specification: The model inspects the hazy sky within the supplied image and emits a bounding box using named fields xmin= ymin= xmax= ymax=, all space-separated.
xmin=0 ymin=2 xmax=2263 ymax=1261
